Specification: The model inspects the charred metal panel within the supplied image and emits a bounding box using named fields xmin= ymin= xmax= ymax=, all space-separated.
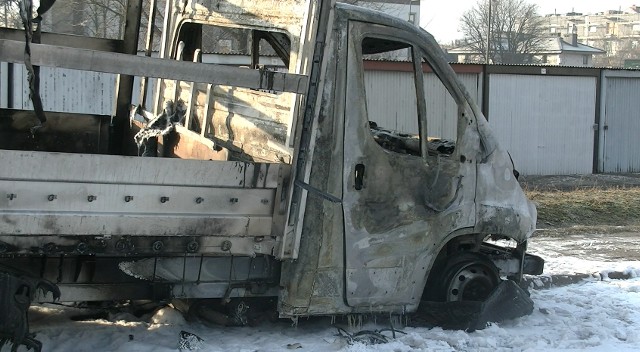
xmin=474 ymin=147 xmax=536 ymax=243
xmin=279 ymin=5 xmax=491 ymax=316
xmin=0 ymin=150 xmax=287 ymax=256
xmin=162 ymin=126 xmax=229 ymax=161
xmin=165 ymin=81 xmax=294 ymax=163
xmin=600 ymin=71 xmax=640 ymax=173
xmin=281 ymin=3 xmax=536 ymax=317
xmin=171 ymin=0 xmax=314 ymax=73
xmin=0 ymin=150 xmax=282 ymax=188
xmin=472 ymin=81 xmax=536 ymax=241
xmin=0 ymin=40 xmax=307 ymax=95
xmin=488 ymin=74 xmax=596 ymax=175
xmin=0 ymin=255 xmax=279 ymax=302
xmin=278 ymin=5 xmax=350 ymax=316
xmin=0 ymin=109 xmax=109 ymax=153
xmin=0 ymin=180 xmax=275 ymax=217
xmin=0 ymin=232 xmax=277 ymax=257
xmin=154 ymin=0 xmax=317 ymax=162
xmin=338 ymin=17 xmax=481 ymax=312
xmin=185 ymin=0 xmax=312 ymax=29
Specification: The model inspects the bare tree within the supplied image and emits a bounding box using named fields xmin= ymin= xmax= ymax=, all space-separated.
xmin=460 ymin=0 xmax=546 ymax=64
xmin=342 ymin=0 xmax=385 ymax=11
xmin=341 ymin=0 xmax=410 ymax=17
xmin=1 ymin=0 xmax=23 ymax=28
xmin=593 ymin=39 xmax=639 ymax=68
xmin=82 ymin=0 xmax=127 ymax=38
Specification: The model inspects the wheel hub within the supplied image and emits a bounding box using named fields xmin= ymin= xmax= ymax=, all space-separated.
xmin=446 ymin=263 xmax=498 ymax=302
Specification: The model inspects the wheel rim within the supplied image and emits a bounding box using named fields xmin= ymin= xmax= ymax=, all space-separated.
xmin=445 ymin=262 xmax=498 ymax=302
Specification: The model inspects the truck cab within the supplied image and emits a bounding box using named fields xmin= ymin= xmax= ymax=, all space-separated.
xmin=279 ymin=3 xmax=541 ymax=317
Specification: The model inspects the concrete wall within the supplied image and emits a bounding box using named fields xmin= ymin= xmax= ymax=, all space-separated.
xmin=559 ymin=52 xmax=592 ymax=67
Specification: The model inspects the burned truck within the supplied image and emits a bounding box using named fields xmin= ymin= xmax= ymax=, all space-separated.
xmin=0 ymin=0 xmax=543 ymax=349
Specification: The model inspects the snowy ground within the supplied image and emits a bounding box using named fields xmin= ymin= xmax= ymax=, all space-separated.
xmin=5 ymin=233 xmax=640 ymax=352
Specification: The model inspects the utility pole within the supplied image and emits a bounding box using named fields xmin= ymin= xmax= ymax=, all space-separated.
xmin=4 ymin=1 xmax=9 ymax=27
xmin=486 ymin=0 xmax=493 ymax=64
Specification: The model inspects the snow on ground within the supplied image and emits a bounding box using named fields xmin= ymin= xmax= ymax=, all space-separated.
xmin=4 ymin=235 xmax=640 ymax=352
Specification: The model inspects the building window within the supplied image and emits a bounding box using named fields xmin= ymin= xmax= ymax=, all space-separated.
xmin=633 ymin=24 xmax=640 ymax=32
xmin=583 ymin=55 xmax=589 ymax=65
xmin=408 ymin=12 xmax=416 ymax=24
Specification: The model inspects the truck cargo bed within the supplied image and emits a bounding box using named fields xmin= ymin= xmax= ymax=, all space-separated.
xmin=0 ymin=149 xmax=288 ymax=257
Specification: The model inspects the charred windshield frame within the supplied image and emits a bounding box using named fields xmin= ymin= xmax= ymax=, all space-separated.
xmin=358 ymin=34 xmax=429 ymax=161
xmin=173 ymin=21 xmax=292 ymax=70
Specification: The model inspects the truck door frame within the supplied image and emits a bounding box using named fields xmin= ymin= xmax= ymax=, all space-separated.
xmin=341 ymin=19 xmax=477 ymax=309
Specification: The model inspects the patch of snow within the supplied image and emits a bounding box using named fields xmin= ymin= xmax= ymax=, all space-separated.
xmin=151 ymin=306 xmax=187 ymax=326
xmin=5 ymin=234 xmax=640 ymax=351
xmin=18 ymin=275 xmax=640 ymax=352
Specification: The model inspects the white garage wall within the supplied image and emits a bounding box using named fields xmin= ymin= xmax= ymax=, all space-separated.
xmin=600 ymin=71 xmax=640 ymax=173
xmin=488 ymin=74 xmax=597 ymax=175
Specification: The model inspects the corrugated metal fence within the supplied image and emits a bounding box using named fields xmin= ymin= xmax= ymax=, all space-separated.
xmin=488 ymin=74 xmax=597 ymax=175
xmin=481 ymin=65 xmax=640 ymax=176
xmin=1 ymin=60 xmax=639 ymax=175
xmin=0 ymin=62 xmax=117 ymax=115
xmin=599 ymin=70 xmax=640 ymax=173
xmin=0 ymin=62 xmax=154 ymax=115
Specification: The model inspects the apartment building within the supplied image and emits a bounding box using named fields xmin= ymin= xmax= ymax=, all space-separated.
xmin=542 ymin=6 xmax=640 ymax=66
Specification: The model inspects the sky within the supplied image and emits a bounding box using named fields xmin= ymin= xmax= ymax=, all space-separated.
xmin=420 ymin=0 xmax=639 ymax=44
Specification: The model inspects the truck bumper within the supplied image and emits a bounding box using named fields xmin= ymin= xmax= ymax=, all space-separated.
xmin=524 ymin=252 xmax=545 ymax=275
xmin=417 ymin=280 xmax=534 ymax=331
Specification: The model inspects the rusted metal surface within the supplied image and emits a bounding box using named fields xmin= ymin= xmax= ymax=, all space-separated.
xmin=161 ymin=127 xmax=229 ymax=160
xmin=0 ymin=268 xmax=59 ymax=352
xmin=164 ymin=81 xmax=294 ymax=163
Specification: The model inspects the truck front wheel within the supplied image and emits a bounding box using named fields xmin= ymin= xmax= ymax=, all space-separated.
xmin=427 ymin=252 xmax=500 ymax=302
xmin=418 ymin=252 xmax=533 ymax=330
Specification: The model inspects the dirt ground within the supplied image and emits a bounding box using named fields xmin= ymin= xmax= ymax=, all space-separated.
xmin=515 ymin=173 xmax=640 ymax=285
xmin=519 ymin=173 xmax=640 ymax=191
xmin=518 ymin=173 xmax=640 ymax=233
